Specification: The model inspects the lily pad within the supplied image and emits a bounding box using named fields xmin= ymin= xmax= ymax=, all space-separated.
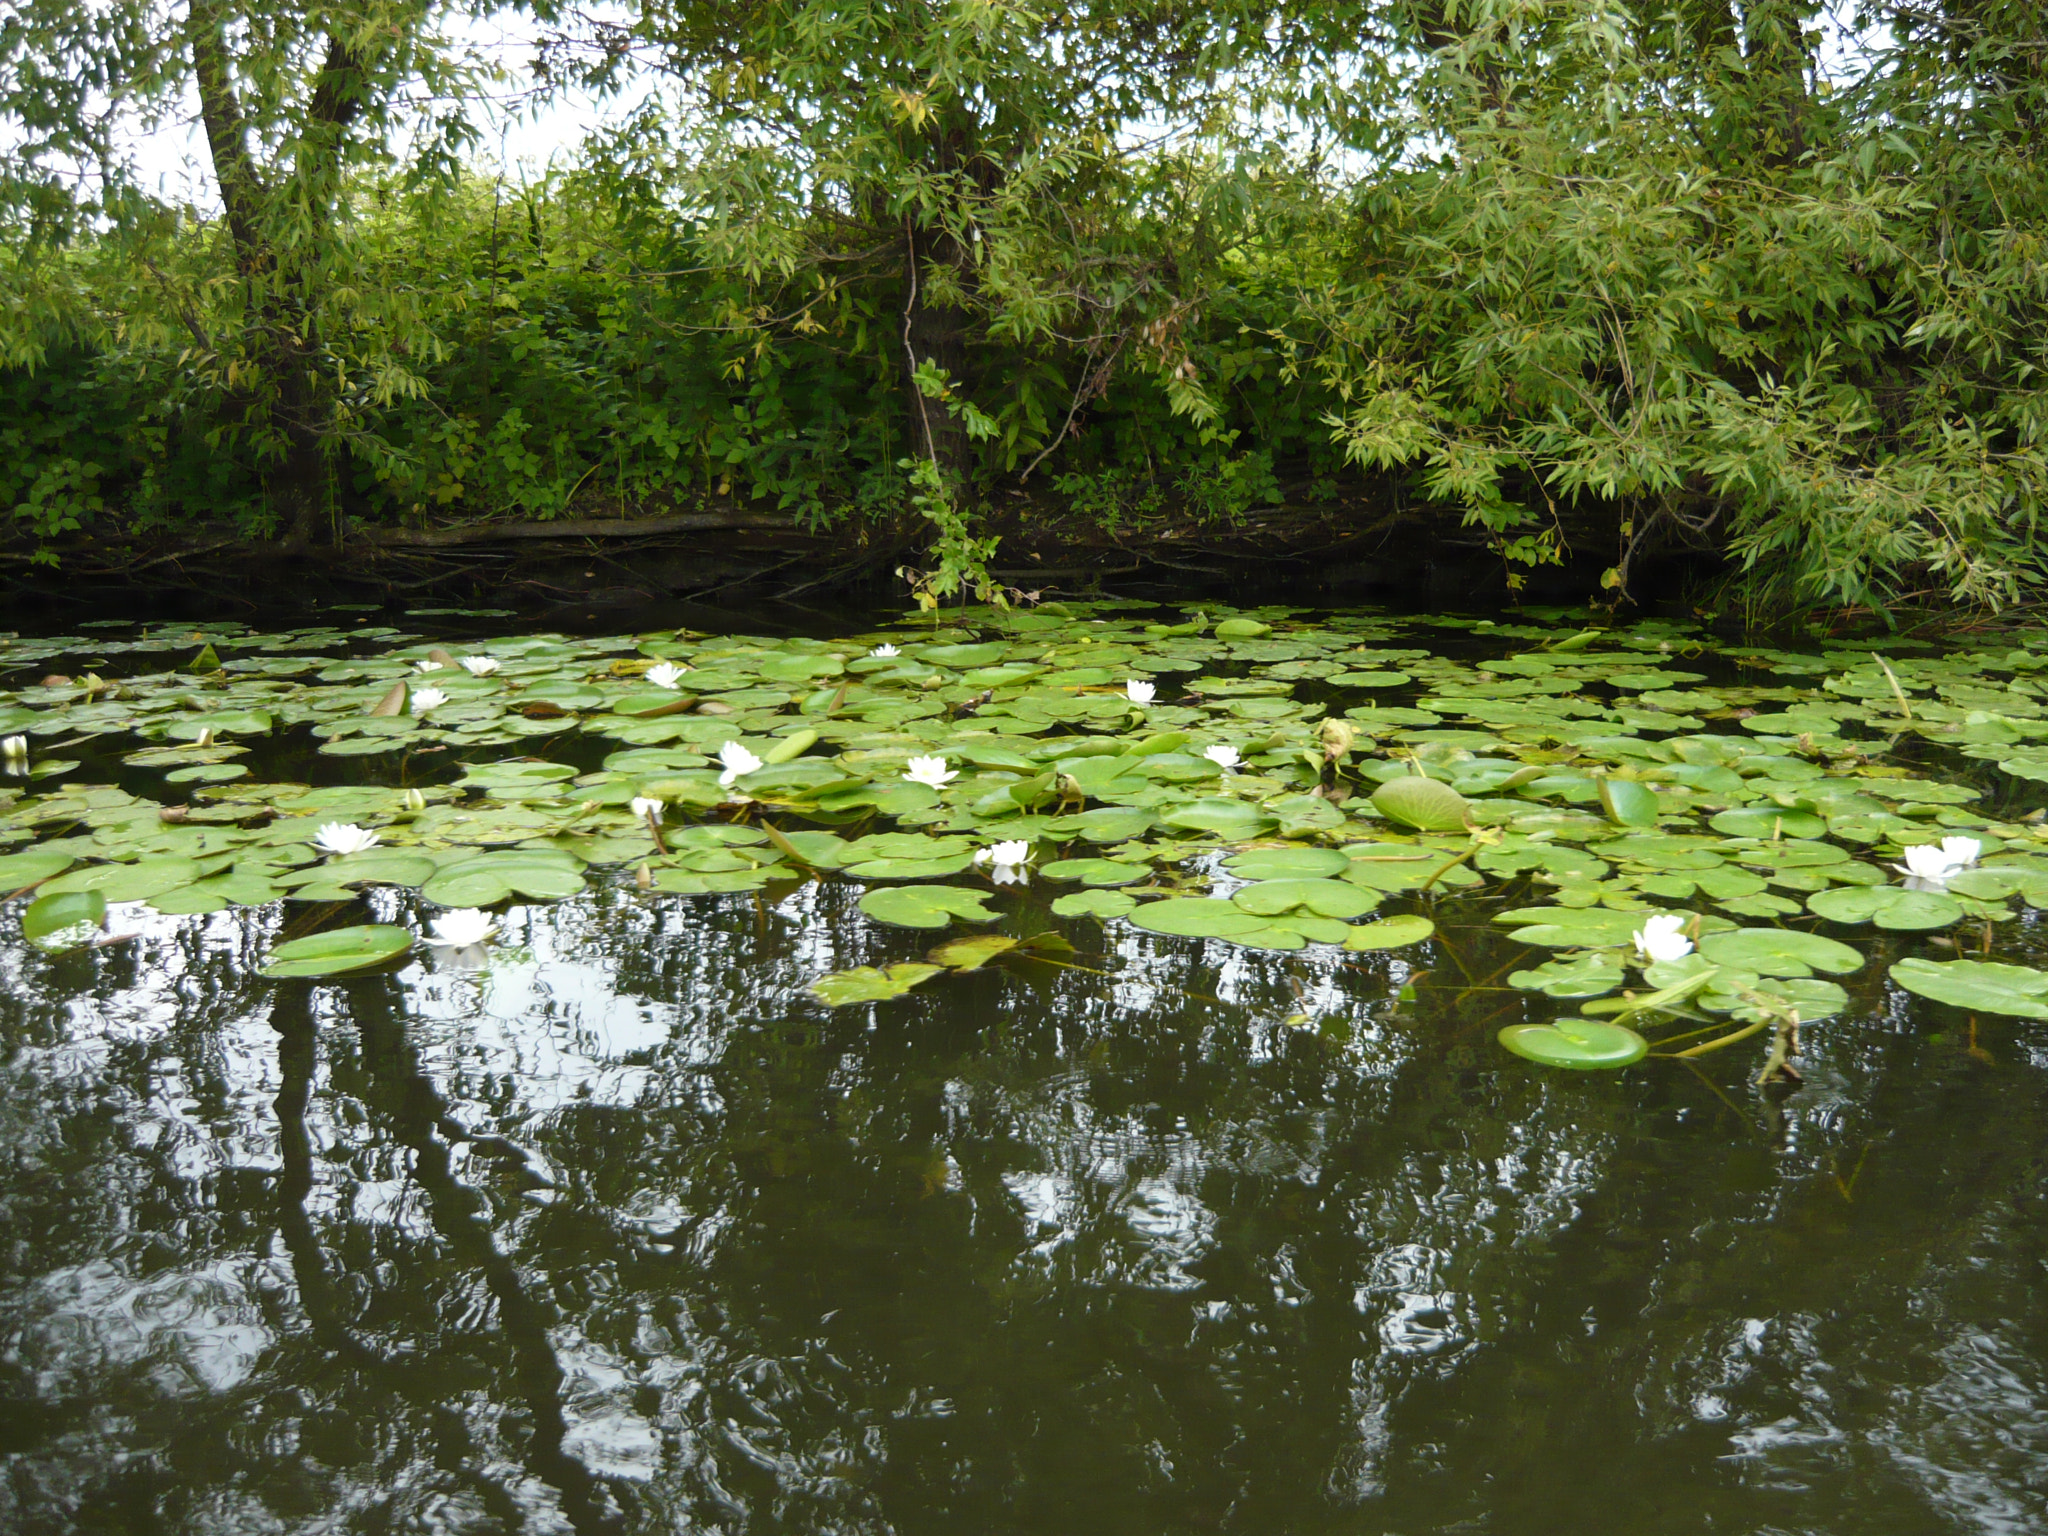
xmin=1697 ymin=927 xmax=1865 ymax=978
xmin=809 ymin=962 xmax=945 ymax=1006
xmin=1806 ymin=884 xmax=1963 ymax=930
xmin=1232 ymin=878 xmax=1379 ymax=919
xmin=1508 ymin=953 xmax=1626 ymax=998
xmin=1498 ymin=1019 xmax=1650 ymax=1069
xmin=1371 ymin=776 xmax=1472 ymax=832
xmin=258 ymin=924 xmax=415 ymax=979
xmin=856 ymin=884 xmax=1002 ymax=929
xmin=1889 ymin=957 xmax=2048 ymax=1018
xmin=1050 ymin=889 xmax=1139 ymax=920
xmin=22 ymin=889 xmax=107 ymax=950
xmin=1342 ymin=915 xmax=1435 ymax=950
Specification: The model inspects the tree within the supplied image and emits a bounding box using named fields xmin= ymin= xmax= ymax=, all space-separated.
xmin=0 ymin=1 xmax=502 ymax=541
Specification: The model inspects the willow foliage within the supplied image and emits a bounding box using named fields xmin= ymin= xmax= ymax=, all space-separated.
xmin=2 ymin=0 xmax=2047 ymax=611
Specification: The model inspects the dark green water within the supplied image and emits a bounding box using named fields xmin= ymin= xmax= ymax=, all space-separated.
xmin=4 ymin=609 xmax=2048 ymax=1534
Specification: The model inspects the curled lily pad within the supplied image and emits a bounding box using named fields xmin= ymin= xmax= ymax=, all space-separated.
xmin=1371 ymin=776 xmax=1472 ymax=832
xmin=1889 ymin=957 xmax=2048 ymax=1018
xmin=259 ymin=924 xmax=414 ymax=979
xmin=1498 ymin=1019 xmax=1650 ymax=1069
xmin=809 ymin=963 xmax=944 ymax=1006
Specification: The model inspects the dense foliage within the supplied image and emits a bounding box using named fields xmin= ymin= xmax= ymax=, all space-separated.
xmin=2 ymin=1 xmax=2046 ymax=608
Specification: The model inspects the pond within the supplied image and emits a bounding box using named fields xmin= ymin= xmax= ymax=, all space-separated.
xmin=3 ymin=599 xmax=2048 ymax=1534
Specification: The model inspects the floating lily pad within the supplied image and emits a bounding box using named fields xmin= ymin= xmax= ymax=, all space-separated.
xmin=1371 ymin=776 xmax=1472 ymax=832
xmin=1806 ymin=884 xmax=1963 ymax=930
xmin=1697 ymin=927 xmax=1865 ymax=978
xmin=1342 ymin=915 xmax=1435 ymax=950
xmin=856 ymin=884 xmax=1001 ymax=929
xmin=22 ymin=889 xmax=106 ymax=950
xmin=1050 ymin=889 xmax=1139 ymax=920
xmin=809 ymin=963 xmax=944 ymax=1006
xmin=1889 ymin=957 xmax=2048 ymax=1017
xmin=1231 ymin=878 xmax=1378 ymax=919
xmin=420 ymin=850 xmax=587 ymax=906
xmin=259 ymin=924 xmax=415 ymax=979
xmin=1498 ymin=1019 xmax=1650 ymax=1069
xmin=1508 ymin=953 xmax=1626 ymax=998
xmin=1223 ymin=846 xmax=1354 ymax=881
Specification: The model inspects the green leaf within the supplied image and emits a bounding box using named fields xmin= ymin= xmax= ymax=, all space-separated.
xmin=1223 ymin=846 xmax=1352 ymax=880
xmin=1050 ymin=889 xmax=1138 ymax=919
xmin=1370 ymin=776 xmax=1472 ymax=832
xmin=1231 ymin=878 xmax=1378 ymax=919
xmin=1806 ymin=884 xmax=1963 ymax=930
xmin=420 ymin=850 xmax=587 ymax=906
xmin=1508 ymin=953 xmax=1625 ymax=998
xmin=1040 ymin=857 xmax=1150 ymax=886
xmin=23 ymin=889 xmax=106 ymax=950
xmin=1697 ymin=927 xmax=1865 ymax=978
xmin=1342 ymin=914 xmax=1435 ymax=950
xmin=259 ymin=924 xmax=415 ymax=979
xmin=1126 ymin=897 xmax=1271 ymax=939
xmin=809 ymin=963 xmax=944 ymax=1006
xmin=856 ymin=884 xmax=1001 ymax=929
xmin=1498 ymin=1019 xmax=1649 ymax=1069
xmin=1597 ymin=777 xmax=1660 ymax=827
xmin=1889 ymin=957 xmax=2048 ymax=1018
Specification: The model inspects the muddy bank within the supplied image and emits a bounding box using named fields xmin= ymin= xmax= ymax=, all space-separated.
xmin=0 ymin=495 xmax=1713 ymax=626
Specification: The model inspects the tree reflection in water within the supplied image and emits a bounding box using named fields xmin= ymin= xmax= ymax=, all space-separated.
xmin=2 ymin=879 xmax=2047 ymax=1534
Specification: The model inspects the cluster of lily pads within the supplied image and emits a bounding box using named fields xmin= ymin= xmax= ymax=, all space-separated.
xmin=6 ymin=601 xmax=2048 ymax=1076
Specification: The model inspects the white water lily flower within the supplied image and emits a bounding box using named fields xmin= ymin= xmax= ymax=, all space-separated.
xmin=1632 ymin=914 xmax=1693 ymax=965
xmin=410 ymin=686 xmax=448 ymax=715
xmin=1894 ymin=836 xmax=1980 ymax=884
xmin=314 ymin=822 xmax=380 ymax=857
xmin=902 ymin=755 xmax=957 ymax=789
xmin=414 ymin=659 xmax=445 ymax=673
xmin=975 ymin=839 xmax=1031 ymax=868
xmin=1125 ymin=679 xmax=1157 ymax=705
xmin=646 ymin=662 xmax=688 ymax=690
xmin=717 ymin=742 xmax=763 ymax=786
xmin=1203 ymin=744 xmax=1242 ymax=770
xmin=428 ymin=908 xmax=497 ymax=948
xmin=460 ymin=655 xmax=500 ymax=676
xmin=870 ymin=643 xmax=900 ymax=658
xmin=630 ymin=796 xmax=665 ymax=821
xmin=2 ymin=734 xmax=26 ymax=762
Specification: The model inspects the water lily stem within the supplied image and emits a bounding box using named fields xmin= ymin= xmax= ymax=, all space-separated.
xmin=1661 ymin=1020 xmax=1769 ymax=1058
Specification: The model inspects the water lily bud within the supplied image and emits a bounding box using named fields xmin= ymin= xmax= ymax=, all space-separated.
xmin=1319 ymin=719 xmax=1359 ymax=759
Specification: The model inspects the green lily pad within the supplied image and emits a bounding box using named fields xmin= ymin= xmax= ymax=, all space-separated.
xmin=41 ymin=857 xmax=206 ymax=903
xmin=1597 ymin=778 xmax=1660 ymax=827
xmin=0 ymin=848 xmax=75 ymax=889
xmin=1508 ymin=953 xmax=1626 ymax=998
xmin=809 ymin=962 xmax=944 ymax=1006
xmin=1126 ymin=897 xmax=1271 ymax=939
xmin=1341 ymin=915 xmax=1435 ymax=950
xmin=420 ymin=850 xmax=587 ymax=906
xmin=1371 ymin=776 xmax=1472 ymax=832
xmin=1223 ymin=846 xmax=1352 ymax=880
xmin=259 ymin=924 xmax=415 ymax=979
xmin=1231 ymin=878 xmax=1379 ymax=919
xmin=149 ymin=873 xmax=283 ymax=914
xmin=1806 ymin=884 xmax=1963 ymax=930
xmin=1710 ymin=808 xmax=1828 ymax=839
xmin=1697 ymin=927 xmax=1865 ymax=978
xmin=1050 ymin=889 xmax=1139 ymax=920
xmin=1158 ymin=798 xmax=1275 ymax=838
xmin=1040 ymin=857 xmax=1150 ymax=886
xmin=22 ymin=889 xmax=106 ymax=950
xmin=1889 ymin=957 xmax=2048 ymax=1018
xmin=1498 ymin=1019 xmax=1650 ymax=1069
xmin=856 ymin=884 xmax=1001 ymax=929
